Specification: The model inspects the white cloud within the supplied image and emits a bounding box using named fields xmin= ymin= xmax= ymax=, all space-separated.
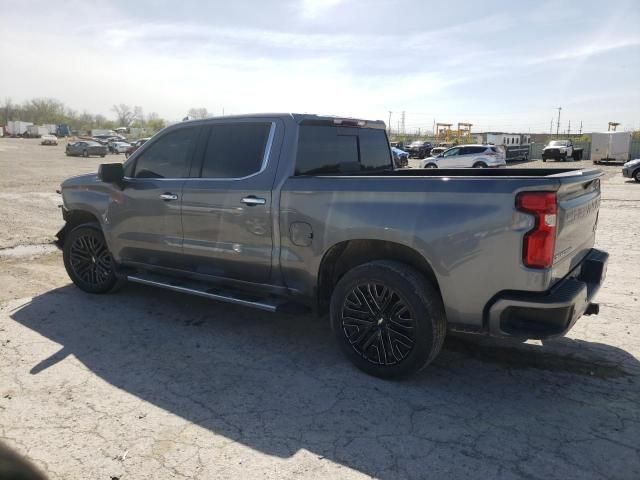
xmin=299 ymin=0 xmax=345 ymax=19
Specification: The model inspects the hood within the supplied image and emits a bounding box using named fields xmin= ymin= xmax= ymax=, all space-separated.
xmin=624 ymin=158 xmax=640 ymax=167
xmin=61 ymin=173 xmax=100 ymax=189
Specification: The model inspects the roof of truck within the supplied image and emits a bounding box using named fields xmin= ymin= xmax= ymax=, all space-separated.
xmin=177 ymin=113 xmax=386 ymax=129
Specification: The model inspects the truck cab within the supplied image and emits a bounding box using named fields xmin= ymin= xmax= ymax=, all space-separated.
xmin=542 ymin=140 xmax=583 ymax=162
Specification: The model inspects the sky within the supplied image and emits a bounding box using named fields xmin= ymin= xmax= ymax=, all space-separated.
xmin=1 ymin=0 xmax=639 ymax=133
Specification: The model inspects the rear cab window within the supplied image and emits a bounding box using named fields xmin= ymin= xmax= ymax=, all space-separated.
xmin=295 ymin=125 xmax=392 ymax=175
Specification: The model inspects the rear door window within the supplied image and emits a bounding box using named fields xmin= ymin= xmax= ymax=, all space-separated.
xmin=295 ymin=126 xmax=391 ymax=175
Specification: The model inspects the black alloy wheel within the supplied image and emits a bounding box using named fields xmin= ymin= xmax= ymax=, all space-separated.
xmin=330 ymin=261 xmax=447 ymax=378
xmin=63 ymin=224 xmax=120 ymax=293
xmin=341 ymin=283 xmax=416 ymax=366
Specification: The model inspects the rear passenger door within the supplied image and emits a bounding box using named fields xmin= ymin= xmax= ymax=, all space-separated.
xmin=180 ymin=120 xmax=279 ymax=284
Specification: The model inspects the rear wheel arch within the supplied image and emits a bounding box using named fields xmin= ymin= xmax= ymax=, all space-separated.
xmin=317 ymin=239 xmax=442 ymax=315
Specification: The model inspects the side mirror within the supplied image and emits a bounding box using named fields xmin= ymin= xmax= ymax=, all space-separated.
xmin=98 ymin=163 xmax=124 ymax=184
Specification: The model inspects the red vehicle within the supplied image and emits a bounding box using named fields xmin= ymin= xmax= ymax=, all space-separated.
xmin=125 ymin=137 xmax=150 ymax=158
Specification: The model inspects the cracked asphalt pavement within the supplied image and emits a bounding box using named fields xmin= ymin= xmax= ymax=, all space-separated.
xmin=1 ymin=138 xmax=639 ymax=479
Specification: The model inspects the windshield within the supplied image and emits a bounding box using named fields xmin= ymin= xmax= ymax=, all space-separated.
xmin=409 ymin=141 xmax=423 ymax=146
xmin=549 ymin=140 xmax=569 ymax=146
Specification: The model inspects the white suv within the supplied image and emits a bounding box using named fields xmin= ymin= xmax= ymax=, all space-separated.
xmin=419 ymin=144 xmax=506 ymax=168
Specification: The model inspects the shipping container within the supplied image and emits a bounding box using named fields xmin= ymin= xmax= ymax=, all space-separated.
xmin=591 ymin=132 xmax=632 ymax=164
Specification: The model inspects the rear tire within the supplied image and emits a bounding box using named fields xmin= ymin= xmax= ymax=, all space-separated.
xmin=330 ymin=261 xmax=447 ymax=379
xmin=473 ymin=162 xmax=487 ymax=168
xmin=63 ymin=224 xmax=124 ymax=294
xmin=425 ymin=163 xmax=437 ymax=168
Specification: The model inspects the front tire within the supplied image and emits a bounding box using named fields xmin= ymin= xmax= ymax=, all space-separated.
xmin=82 ymin=149 xmax=88 ymax=157
xmin=473 ymin=162 xmax=487 ymax=168
xmin=330 ymin=261 xmax=446 ymax=379
xmin=634 ymin=170 xmax=640 ymax=183
xmin=63 ymin=224 xmax=121 ymax=293
xmin=425 ymin=163 xmax=437 ymax=169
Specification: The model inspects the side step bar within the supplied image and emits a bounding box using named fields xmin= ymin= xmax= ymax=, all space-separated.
xmin=127 ymin=274 xmax=308 ymax=314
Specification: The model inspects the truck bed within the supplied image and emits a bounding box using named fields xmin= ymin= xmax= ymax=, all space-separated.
xmin=312 ymin=168 xmax=597 ymax=178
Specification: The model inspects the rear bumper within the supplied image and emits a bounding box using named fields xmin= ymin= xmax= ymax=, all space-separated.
xmin=487 ymin=249 xmax=608 ymax=340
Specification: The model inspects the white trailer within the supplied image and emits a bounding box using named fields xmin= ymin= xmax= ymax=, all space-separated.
xmin=91 ymin=129 xmax=116 ymax=137
xmin=43 ymin=124 xmax=58 ymax=135
xmin=591 ymin=132 xmax=632 ymax=164
xmin=26 ymin=125 xmax=49 ymax=138
xmin=6 ymin=121 xmax=33 ymax=136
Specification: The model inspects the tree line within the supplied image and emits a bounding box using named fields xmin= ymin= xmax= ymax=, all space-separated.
xmin=1 ymin=97 xmax=169 ymax=134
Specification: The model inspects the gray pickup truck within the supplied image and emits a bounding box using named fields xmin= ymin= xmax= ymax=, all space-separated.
xmin=56 ymin=114 xmax=608 ymax=378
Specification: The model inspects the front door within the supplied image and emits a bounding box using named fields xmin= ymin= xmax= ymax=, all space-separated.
xmin=180 ymin=120 xmax=279 ymax=284
xmin=107 ymin=125 xmax=200 ymax=268
xmin=439 ymin=147 xmax=462 ymax=167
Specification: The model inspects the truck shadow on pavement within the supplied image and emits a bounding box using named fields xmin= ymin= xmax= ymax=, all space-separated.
xmin=10 ymin=284 xmax=640 ymax=479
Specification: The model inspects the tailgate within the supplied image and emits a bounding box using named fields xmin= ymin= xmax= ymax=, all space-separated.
xmin=552 ymin=170 xmax=602 ymax=282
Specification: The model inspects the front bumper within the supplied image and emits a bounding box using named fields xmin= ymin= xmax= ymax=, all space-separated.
xmin=622 ymin=167 xmax=637 ymax=178
xmin=487 ymin=249 xmax=608 ymax=340
xmin=542 ymin=150 xmax=565 ymax=160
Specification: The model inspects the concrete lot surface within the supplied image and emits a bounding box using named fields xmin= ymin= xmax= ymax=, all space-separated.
xmin=1 ymin=138 xmax=639 ymax=479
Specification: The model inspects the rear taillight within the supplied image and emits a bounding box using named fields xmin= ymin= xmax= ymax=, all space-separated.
xmin=516 ymin=192 xmax=557 ymax=269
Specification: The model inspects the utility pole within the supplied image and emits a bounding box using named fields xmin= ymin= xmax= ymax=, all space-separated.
xmin=401 ymin=111 xmax=406 ymax=135
xmin=567 ymin=120 xmax=571 ymax=137
xmin=549 ymin=118 xmax=554 ymax=136
xmin=579 ymin=120 xmax=583 ymax=135
xmin=556 ymin=106 xmax=562 ymax=138
xmin=387 ymin=111 xmax=392 ymax=133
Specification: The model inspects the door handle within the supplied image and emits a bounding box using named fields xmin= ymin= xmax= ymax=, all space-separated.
xmin=160 ymin=193 xmax=178 ymax=201
xmin=241 ymin=196 xmax=266 ymax=206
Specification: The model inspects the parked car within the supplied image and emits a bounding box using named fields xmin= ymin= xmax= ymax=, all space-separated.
xmin=40 ymin=134 xmax=58 ymax=146
xmin=93 ymin=134 xmax=126 ymax=145
xmin=125 ymin=137 xmax=150 ymax=158
xmin=65 ymin=141 xmax=107 ymax=157
xmin=419 ymin=144 xmax=506 ymax=168
xmin=542 ymin=140 xmax=583 ymax=162
xmin=622 ymin=158 xmax=640 ymax=182
xmin=404 ymin=140 xmax=433 ymax=159
xmin=108 ymin=141 xmax=132 ymax=154
xmin=56 ymin=114 xmax=607 ymax=378
xmin=428 ymin=146 xmax=448 ymax=157
xmin=391 ymin=147 xmax=409 ymax=168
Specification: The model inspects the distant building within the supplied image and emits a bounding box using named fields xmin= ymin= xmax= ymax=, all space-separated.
xmin=473 ymin=132 xmax=531 ymax=146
